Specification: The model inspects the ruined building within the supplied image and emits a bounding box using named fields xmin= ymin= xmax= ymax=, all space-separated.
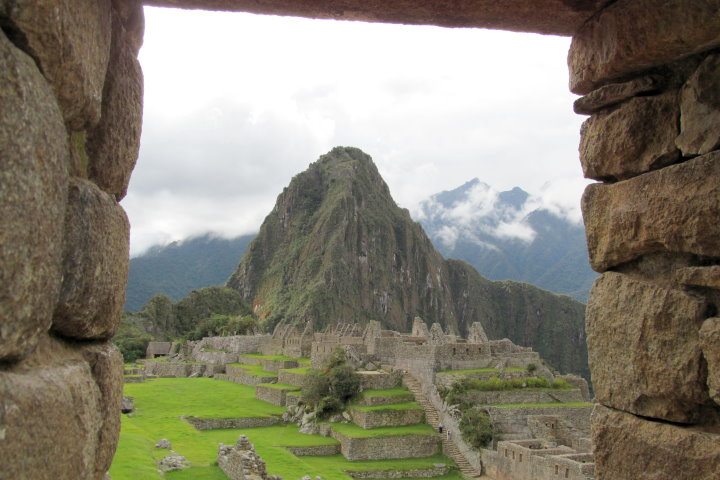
xmin=1 ymin=1 xmax=719 ymax=479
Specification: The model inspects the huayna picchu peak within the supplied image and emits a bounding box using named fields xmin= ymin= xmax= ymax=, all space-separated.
xmin=227 ymin=147 xmax=588 ymax=380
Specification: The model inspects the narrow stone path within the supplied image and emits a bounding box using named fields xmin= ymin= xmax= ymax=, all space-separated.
xmin=402 ymin=374 xmax=485 ymax=480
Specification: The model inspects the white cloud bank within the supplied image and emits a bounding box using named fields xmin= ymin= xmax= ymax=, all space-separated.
xmin=123 ymin=7 xmax=585 ymax=256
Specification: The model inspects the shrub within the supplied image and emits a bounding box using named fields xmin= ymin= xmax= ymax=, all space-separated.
xmin=302 ymin=370 xmax=331 ymax=406
xmin=300 ymin=349 xmax=361 ymax=418
xmin=459 ymin=408 xmax=494 ymax=449
xmin=526 ymin=363 xmax=538 ymax=374
xmin=113 ymin=315 xmax=153 ymax=362
xmin=329 ymin=364 xmax=362 ymax=403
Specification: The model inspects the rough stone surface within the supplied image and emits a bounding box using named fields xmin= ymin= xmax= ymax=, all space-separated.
xmin=80 ymin=342 xmax=123 ymax=477
xmin=0 ymin=335 xmax=104 ymax=480
xmin=156 ymin=439 xmax=171 ymax=449
xmin=53 ymin=178 xmax=130 ymax=340
xmin=332 ymin=429 xmax=440 ymax=461
xmin=111 ymin=0 xmax=145 ymax=54
xmin=699 ymin=318 xmax=720 ymax=406
xmin=573 ymin=74 xmax=665 ymax=114
xmin=676 ymin=53 xmax=720 ymax=156
xmin=158 ymin=453 xmax=189 ymax=472
xmin=87 ymin=8 xmax=144 ymax=200
xmin=121 ymin=396 xmax=135 ymax=414
xmin=579 ymin=92 xmax=680 ymax=181
xmin=592 ymin=405 xmax=720 ymax=480
xmin=146 ymin=0 xmax=608 ymax=36
xmin=3 ymin=0 xmax=112 ymax=129
xmin=586 ymin=272 xmax=709 ymax=423
xmin=675 ymin=266 xmax=720 ymax=289
xmin=569 ymin=0 xmax=720 ymax=94
xmin=582 ymin=152 xmax=720 ymax=271
xmin=0 ymin=30 xmax=68 ymax=361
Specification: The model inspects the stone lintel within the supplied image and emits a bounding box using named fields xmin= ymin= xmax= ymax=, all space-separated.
xmin=144 ymin=0 xmax=608 ymax=36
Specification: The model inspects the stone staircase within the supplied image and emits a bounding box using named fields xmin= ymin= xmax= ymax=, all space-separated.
xmin=403 ymin=374 xmax=485 ymax=480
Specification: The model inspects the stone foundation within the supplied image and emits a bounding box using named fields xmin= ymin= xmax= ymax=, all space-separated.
xmin=331 ymin=430 xmax=440 ymax=461
xmin=496 ymin=440 xmax=594 ymax=480
xmin=286 ymin=445 xmax=341 ymax=456
xmin=457 ymin=389 xmax=585 ymax=406
xmin=144 ymin=361 xmax=221 ymax=378
xmin=350 ymin=407 xmax=425 ymax=429
xmin=255 ymin=384 xmax=300 ymax=406
xmin=225 ymin=364 xmax=277 ymax=385
xmin=185 ymin=416 xmax=279 ymax=430
xmin=277 ymin=369 xmax=308 ymax=387
xmin=359 ymin=371 xmax=402 ymax=390
xmin=346 ymin=464 xmax=449 ymax=479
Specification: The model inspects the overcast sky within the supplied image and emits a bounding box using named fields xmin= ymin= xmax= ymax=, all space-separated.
xmin=122 ymin=7 xmax=588 ymax=256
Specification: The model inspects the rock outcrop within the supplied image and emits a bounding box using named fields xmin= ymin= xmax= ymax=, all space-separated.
xmin=228 ymin=147 xmax=589 ymax=379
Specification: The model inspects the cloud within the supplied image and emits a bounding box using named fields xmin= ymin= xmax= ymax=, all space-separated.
xmin=124 ymin=8 xmax=585 ymax=255
xmin=417 ymin=176 xmax=588 ymax=249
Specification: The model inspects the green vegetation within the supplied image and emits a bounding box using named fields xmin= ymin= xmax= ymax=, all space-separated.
xmin=186 ymin=313 xmax=257 ymax=340
xmin=441 ymin=376 xmax=572 ymax=410
xmin=489 ymin=402 xmax=592 ymax=409
xmin=231 ymin=364 xmax=277 ymax=377
xmin=459 ymin=409 xmax=493 ymax=449
xmin=360 ymin=387 xmax=412 ymax=399
xmin=439 ymin=367 xmax=525 ymax=375
xmin=111 ymin=378 xmax=456 ymax=480
xmin=352 ymin=402 xmax=422 ymax=412
xmin=125 ymin=233 xmax=255 ymax=312
xmin=330 ymin=422 xmax=436 ymax=439
xmin=113 ymin=315 xmax=153 ymax=362
xmin=302 ymin=350 xmax=362 ymax=418
xmin=280 ymin=367 xmax=311 ymax=375
xmin=115 ymin=286 xmax=258 ymax=362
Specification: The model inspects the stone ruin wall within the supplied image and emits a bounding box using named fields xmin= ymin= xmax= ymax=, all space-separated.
xmin=2 ymin=1 xmax=720 ymax=479
xmin=495 ymin=441 xmax=594 ymax=480
xmin=569 ymin=2 xmax=720 ymax=477
xmin=0 ymin=1 xmax=143 ymax=478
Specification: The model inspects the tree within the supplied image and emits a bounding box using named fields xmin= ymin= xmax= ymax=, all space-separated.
xmin=459 ymin=408 xmax=494 ymax=449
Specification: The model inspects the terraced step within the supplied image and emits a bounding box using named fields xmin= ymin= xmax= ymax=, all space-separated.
xmin=222 ymin=364 xmax=278 ymax=386
xmin=349 ymin=402 xmax=425 ymax=428
xmin=329 ymin=423 xmax=441 ymax=461
xmin=237 ymin=353 xmax=302 ymax=372
xmin=255 ymin=383 xmax=301 ymax=406
xmin=402 ymin=373 xmax=483 ymax=480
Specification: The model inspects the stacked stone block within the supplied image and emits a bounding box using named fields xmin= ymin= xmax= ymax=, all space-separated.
xmin=0 ymin=1 xmax=143 ymax=478
xmin=571 ymin=1 xmax=720 ymax=478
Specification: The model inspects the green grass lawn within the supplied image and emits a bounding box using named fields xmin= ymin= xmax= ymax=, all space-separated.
xmin=352 ymin=402 xmax=422 ymax=412
xmin=488 ymin=402 xmax=593 ymax=409
xmin=111 ymin=377 xmax=453 ymax=480
xmin=330 ymin=422 xmax=436 ymax=438
xmin=280 ymin=366 xmax=311 ymax=375
xmin=230 ymin=363 xmax=278 ymax=377
xmin=360 ymin=387 xmax=412 ymax=399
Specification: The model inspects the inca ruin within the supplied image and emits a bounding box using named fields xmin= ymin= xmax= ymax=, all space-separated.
xmin=1 ymin=1 xmax=720 ymax=479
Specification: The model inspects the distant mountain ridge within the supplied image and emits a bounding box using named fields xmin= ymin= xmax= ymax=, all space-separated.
xmin=124 ymin=234 xmax=255 ymax=312
xmin=226 ymin=147 xmax=589 ymax=379
xmin=417 ymin=178 xmax=597 ymax=302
